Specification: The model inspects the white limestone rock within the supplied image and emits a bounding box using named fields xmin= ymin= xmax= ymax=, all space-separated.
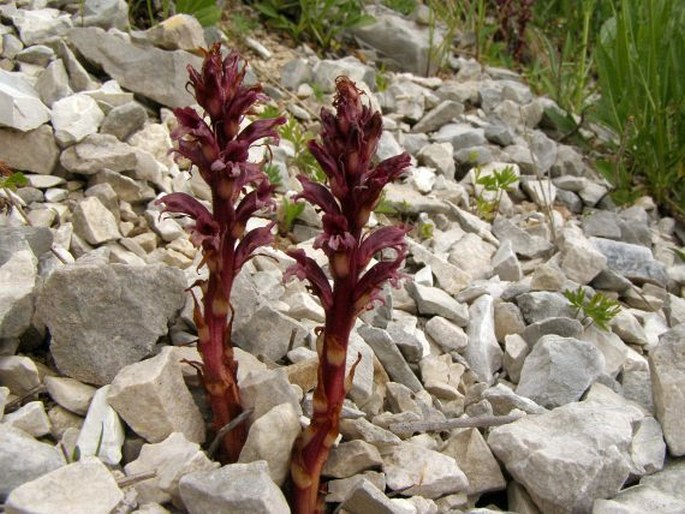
xmin=76 ymin=385 xmax=125 ymax=465
xmin=465 ymin=294 xmax=502 ymax=384
xmin=323 ymin=440 xmax=383 ymax=479
xmin=0 ymin=70 xmax=51 ymax=131
xmin=51 ymin=93 xmax=104 ymax=146
xmin=107 ymin=347 xmax=205 ymax=444
xmin=44 ymin=376 xmax=97 ymax=416
xmin=72 ymin=196 xmax=121 ymax=245
xmin=2 ymin=400 xmax=51 ymax=438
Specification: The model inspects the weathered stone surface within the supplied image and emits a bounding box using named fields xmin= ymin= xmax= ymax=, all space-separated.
xmin=143 ymin=14 xmax=205 ymax=51
xmin=383 ymin=441 xmax=468 ymax=499
xmin=629 ymin=416 xmax=666 ymax=476
xmin=516 ymin=335 xmax=605 ymax=408
xmin=10 ymin=7 xmax=73 ymax=46
xmin=238 ymin=402 xmax=300 ymax=486
xmin=107 ymin=347 xmax=205 ymax=444
xmin=323 ymin=440 xmax=383 ymax=479
xmin=340 ymin=479 xmax=405 ymax=514
xmin=488 ymin=398 xmax=642 ymax=513
xmin=51 ymin=93 xmax=104 ymax=146
xmin=179 ymin=460 xmax=290 ymax=514
xmin=0 ymin=125 xmax=59 ymax=174
xmin=5 ymin=457 xmax=123 ymax=514
xmin=406 ymin=281 xmax=469 ymax=325
xmin=442 ymin=428 xmax=506 ymax=495
xmin=580 ymin=325 xmax=629 ymax=378
xmin=492 ymin=218 xmax=553 ymax=259
xmin=408 ymin=239 xmax=471 ymax=295
xmin=649 ymin=324 xmax=685 ymax=456
xmin=412 ymin=100 xmax=464 ymax=133
xmin=67 ymin=27 xmax=202 ymax=108
xmin=60 ymin=133 xmax=138 ymax=175
xmin=99 ymin=100 xmax=148 ymax=141
xmin=491 ymin=238 xmax=523 ymax=281
xmin=125 ymin=432 xmax=218 ymax=506
xmin=76 ymin=385 xmax=124 ymax=464
xmin=38 ymin=264 xmax=186 ymax=385
xmin=0 ymin=425 xmax=64 ymax=499
xmin=72 ymin=196 xmax=121 ymax=245
xmin=78 ymin=0 xmax=129 ymax=30
xmin=558 ymin=225 xmax=607 ymax=284
xmin=590 ymin=237 xmax=669 ymax=287
xmin=358 ymin=325 xmax=423 ymax=392
xmin=448 ymin=233 xmax=496 ymax=280
xmin=465 ymin=294 xmax=502 ymax=384
xmin=521 ymin=317 xmax=584 ymax=347
xmin=0 ymin=69 xmax=51 ymax=131
xmin=0 ymin=249 xmax=37 ymax=340
xmin=516 ymin=291 xmax=576 ymax=324
xmin=424 ymin=315 xmax=468 ymax=353
xmin=240 ymin=368 xmax=302 ymax=424
xmin=339 ymin=417 xmax=401 ymax=452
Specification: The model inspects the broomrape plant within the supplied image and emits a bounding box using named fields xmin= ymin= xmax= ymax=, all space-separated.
xmin=156 ymin=44 xmax=285 ymax=463
xmin=286 ymin=77 xmax=411 ymax=513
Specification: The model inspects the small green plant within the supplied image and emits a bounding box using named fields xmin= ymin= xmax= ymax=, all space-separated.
xmin=563 ymin=286 xmax=621 ymax=331
xmin=473 ymin=164 xmax=518 ymax=221
xmin=0 ymin=161 xmax=28 ymax=216
xmin=417 ymin=219 xmax=435 ymax=240
xmin=277 ymin=195 xmax=305 ymax=235
xmin=223 ymin=9 xmax=260 ymax=42
xmin=175 ymin=0 xmax=222 ymax=26
xmin=279 ymin=117 xmax=326 ymax=182
xmin=374 ymin=65 xmax=390 ymax=92
xmin=383 ymin=0 xmax=416 ymax=16
xmin=264 ymin=163 xmax=283 ymax=187
xmin=253 ymin=0 xmax=374 ymax=51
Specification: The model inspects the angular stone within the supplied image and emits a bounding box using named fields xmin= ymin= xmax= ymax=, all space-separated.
xmin=124 ymin=432 xmax=217 ymax=506
xmin=10 ymin=8 xmax=73 ymax=46
xmin=76 ymin=385 xmax=124 ymax=465
xmin=448 ymin=233 xmax=496 ymax=280
xmin=2 ymin=400 xmax=50 ymax=438
xmin=521 ymin=317 xmax=584 ymax=347
xmin=504 ymin=334 xmax=528 ymax=383
xmin=240 ymin=368 xmax=301 ymax=424
xmin=0 ymin=386 xmax=8 ymax=419
xmin=68 ymin=27 xmax=202 ymax=108
xmin=516 ymin=291 xmax=576 ymax=324
xmin=408 ymin=240 xmax=471 ymax=295
xmin=78 ymin=0 xmax=129 ymax=30
xmin=412 ymin=100 xmax=464 ymax=134
xmin=234 ymin=304 xmax=309 ymax=362
xmin=492 ymin=238 xmax=523 ymax=281
xmin=558 ymin=225 xmax=607 ymax=284
xmin=465 ymin=295 xmax=502 ymax=384
xmin=313 ymin=57 xmax=375 ymax=92
xmin=339 ymin=417 xmax=401 ymax=452
xmin=72 ymin=196 xmax=120 ymax=245
xmin=0 ymin=425 xmax=64 ymax=499
xmin=339 ymin=479 xmax=403 ymax=514
xmin=516 ymin=335 xmax=605 ymax=408
xmin=0 ymin=69 xmax=51 ymax=131
xmin=419 ymin=354 xmax=463 ymax=400
xmin=37 ymin=263 xmax=186 ymax=385
xmin=238 ymin=402 xmax=300 ymax=486
xmin=488 ymin=399 xmax=641 ymax=513
xmin=0 ymin=249 xmax=37 ymax=340
xmin=99 ymin=101 xmax=148 ymax=141
xmin=491 ymin=218 xmax=553 ymax=259
xmin=424 ymin=315 xmax=468 ymax=353
xmin=351 ymin=4 xmax=442 ymax=75
xmin=326 ymin=471 xmax=386 ymax=503
xmin=649 ymin=325 xmax=685 ymax=456
xmin=0 ymin=355 xmax=41 ymax=397
xmin=0 ymin=125 xmax=59 ymax=175
xmin=442 ymin=428 xmax=506 ymax=495
xmin=483 ymin=383 xmax=547 ymax=416
xmin=406 ymin=282 xmax=469 ymax=325
xmin=108 ymin=347 xmax=205 ymax=443
xmin=323 ymin=440 xmax=383 ymax=479
xmin=51 ymin=93 xmax=104 ymax=146
xmin=60 ymin=133 xmax=138 ymax=175
xmin=5 ymin=457 xmax=123 ymax=514
xmin=494 ymin=302 xmax=525 ymax=342
xmin=579 ymin=325 xmax=629 ymax=378
xmin=179 ymin=460 xmax=290 ymax=514
xmin=434 ymin=123 xmax=486 ymax=151
xmin=590 ymin=237 xmax=669 ymax=287
xmin=143 ymin=14 xmax=205 ymax=51
xmin=629 ymin=416 xmax=666 ymax=476
xmin=358 ymin=325 xmax=423 ymax=393
xmin=382 ymin=441 xmax=468 ymax=498
xmin=417 ymin=142 xmax=455 ymax=178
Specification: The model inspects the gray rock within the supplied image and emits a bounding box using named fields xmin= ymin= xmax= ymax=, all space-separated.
xmin=629 ymin=416 xmax=666 ymax=476
xmin=124 ymin=432 xmax=218 ymax=506
xmin=107 ymin=346 xmax=205 ymax=443
xmin=54 ymin=39 xmax=100 ymax=92
xmin=582 ymin=210 xmax=623 ymax=240
xmin=491 ymin=238 xmax=522 ymax=281
xmin=408 ymin=239 xmax=471 ymax=295
xmin=382 ymin=441 xmax=469 ymax=498
xmin=649 ymin=324 xmax=685 ymax=456
xmin=464 ymin=294 xmax=502 ymax=384
xmin=90 ymin=168 xmax=151 ymax=204
xmin=72 ymin=196 xmax=121 ymax=245
xmin=0 ymin=69 xmax=51 ymax=131
xmin=0 ymin=355 xmax=41 ymax=397
xmin=358 ymin=325 xmax=422 ymax=392
xmin=551 ymin=144 xmax=587 ymax=177
xmin=484 ymin=123 xmax=514 ymax=146
xmin=558 ymin=225 xmax=607 ymax=284
xmin=433 ymin=123 xmax=486 ymax=151
xmin=504 ymin=334 xmax=528 ymax=383
xmin=448 ymin=233 xmax=496 ymax=280
xmin=44 ymin=376 xmax=96 ymax=416
xmin=590 ymin=237 xmax=669 ymax=287
xmin=406 ymin=282 xmax=469 ymax=325
xmin=143 ymin=14 xmax=205 ymax=50
xmin=34 ymin=59 xmax=73 ymax=107
xmin=521 ymin=317 xmax=584 ymax=347
xmin=37 ymin=263 xmax=186 ymax=385
xmin=0 ymin=124 xmax=59 ymax=175
xmin=280 ymin=58 xmax=312 ymax=90
xmin=0 ymin=249 xmax=37 ymax=340
xmin=60 ymin=132 xmax=139 ymax=175
xmin=238 ymin=402 xmax=300 ymax=486
xmin=488 ymin=398 xmax=642 ymax=513
xmin=483 ymin=383 xmax=546 ymax=416
xmin=339 ymin=479 xmax=404 ymax=514
xmin=0 ymin=386 xmax=8 ymax=419
xmin=240 ymin=368 xmax=301 ymax=424
xmin=76 ymin=385 xmax=124 ymax=465
xmin=351 ymin=4 xmax=442 ymax=76
xmin=179 ymin=460 xmax=290 ymax=514
xmin=10 ymin=8 xmax=73 ymax=46
xmin=530 ymin=262 xmax=566 ymax=291
xmin=99 ymin=101 xmax=147 ymax=141
xmin=419 ymin=353 xmax=463 ymax=400
xmin=516 ymin=335 xmax=605 ymax=408
xmin=417 ymin=142 xmax=455 ymax=178
xmin=313 ymin=56 xmax=375 ymax=92
xmin=5 ymin=457 xmax=123 ymax=514
xmin=618 ymin=206 xmax=652 ymax=247
xmin=0 ymin=425 xmax=64 ymax=500
xmin=67 ymin=27 xmax=202 ymax=108
xmin=412 ymin=100 xmax=464 ymax=134
xmin=491 ymin=218 xmax=553 ymax=259
xmin=516 ymin=291 xmax=576 ymax=324
xmin=78 ymin=0 xmax=129 ymax=30
xmin=2 ymin=400 xmax=51 ymax=438
xmin=326 ymin=471 xmax=386 ymax=504
xmin=234 ymin=304 xmax=309 ymax=362
xmin=580 ymin=325 xmax=629 ymax=378
xmin=442 ymin=428 xmax=506 ymax=495
xmin=323 ymin=439 xmax=383 ymax=479
xmin=339 ymin=417 xmax=401 ymax=452
xmin=424 ymin=315 xmax=468 ymax=353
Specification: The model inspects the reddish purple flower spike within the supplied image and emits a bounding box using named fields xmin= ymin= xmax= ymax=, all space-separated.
xmin=156 ymin=44 xmax=285 ymax=465
xmin=287 ymin=76 xmax=411 ymax=514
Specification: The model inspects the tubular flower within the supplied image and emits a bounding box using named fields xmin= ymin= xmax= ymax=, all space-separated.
xmin=286 ymin=76 xmax=411 ymax=514
xmin=156 ymin=44 xmax=285 ymax=464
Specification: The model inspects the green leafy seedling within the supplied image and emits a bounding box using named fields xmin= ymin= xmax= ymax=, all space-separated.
xmin=563 ymin=286 xmax=621 ymax=331
xmin=473 ymin=164 xmax=518 ymax=221
xmin=278 ymin=196 xmax=305 ymax=236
